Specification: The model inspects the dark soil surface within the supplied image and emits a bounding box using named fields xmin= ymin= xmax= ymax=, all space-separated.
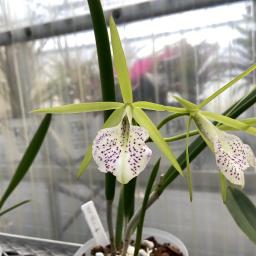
xmin=89 ymin=236 xmax=183 ymax=256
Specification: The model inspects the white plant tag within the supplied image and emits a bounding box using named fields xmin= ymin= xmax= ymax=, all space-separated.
xmin=81 ymin=200 xmax=109 ymax=246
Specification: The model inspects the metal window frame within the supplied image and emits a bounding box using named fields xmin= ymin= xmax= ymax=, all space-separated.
xmin=0 ymin=0 xmax=245 ymax=46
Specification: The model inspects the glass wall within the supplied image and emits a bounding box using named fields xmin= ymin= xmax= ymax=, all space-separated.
xmin=0 ymin=1 xmax=255 ymax=256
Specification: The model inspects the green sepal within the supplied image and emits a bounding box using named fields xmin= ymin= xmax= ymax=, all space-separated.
xmin=219 ymin=172 xmax=227 ymax=203
xmin=133 ymin=107 xmax=183 ymax=176
xmin=199 ymin=64 xmax=256 ymax=109
xmin=201 ymin=111 xmax=256 ymax=136
xmin=133 ymin=101 xmax=179 ymax=112
xmin=77 ymin=144 xmax=93 ymax=178
xmin=110 ymin=16 xmax=133 ymax=103
xmin=185 ymin=117 xmax=193 ymax=202
xmin=173 ymin=96 xmax=198 ymax=111
xmin=33 ymin=102 xmax=124 ymax=114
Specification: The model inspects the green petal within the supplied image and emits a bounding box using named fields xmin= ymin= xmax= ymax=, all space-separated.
xmin=173 ymin=96 xmax=198 ymax=111
xmin=219 ymin=172 xmax=227 ymax=203
xmin=133 ymin=107 xmax=183 ymax=176
xmin=77 ymin=107 xmax=126 ymax=178
xmin=110 ymin=16 xmax=133 ymax=103
xmin=185 ymin=117 xmax=193 ymax=202
xmin=77 ymin=144 xmax=93 ymax=178
xmin=33 ymin=102 xmax=124 ymax=114
xmin=133 ymin=101 xmax=167 ymax=111
xmin=201 ymin=111 xmax=256 ymax=136
xmin=103 ymin=106 xmax=126 ymax=128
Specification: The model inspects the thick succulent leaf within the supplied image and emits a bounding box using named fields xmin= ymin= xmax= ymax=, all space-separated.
xmin=133 ymin=107 xmax=183 ymax=175
xmin=92 ymin=117 xmax=152 ymax=184
xmin=199 ymin=64 xmax=256 ymax=109
xmin=110 ymin=16 xmax=133 ymax=103
xmin=226 ymin=187 xmax=256 ymax=244
xmin=33 ymin=102 xmax=124 ymax=114
xmin=202 ymin=111 xmax=256 ymax=136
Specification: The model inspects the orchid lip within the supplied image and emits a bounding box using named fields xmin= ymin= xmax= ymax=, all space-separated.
xmin=194 ymin=113 xmax=256 ymax=187
xmin=92 ymin=115 xmax=152 ymax=184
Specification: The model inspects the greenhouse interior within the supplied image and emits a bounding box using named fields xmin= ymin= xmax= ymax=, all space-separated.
xmin=0 ymin=0 xmax=255 ymax=255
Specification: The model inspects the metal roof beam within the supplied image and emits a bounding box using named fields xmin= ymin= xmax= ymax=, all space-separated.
xmin=0 ymin=0 xmax=244 ymax=46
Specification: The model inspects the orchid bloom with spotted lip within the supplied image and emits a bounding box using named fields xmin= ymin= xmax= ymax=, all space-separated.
xmin=193 ymin=112 xmax=256 ymax=187
xmin=92 ymin=112 xmax=152 ymax=184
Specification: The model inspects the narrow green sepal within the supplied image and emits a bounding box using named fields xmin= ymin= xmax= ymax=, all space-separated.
xmin=185 ymin=117 xmax=193 ymax=202
xmin=110 ymin=16 xmax=133 ymax=103
xmin=219 ymin=172 xmax=227 ymax=203
xmin=77 ymin=144 xmax=93 ymax=178
xmin=133 ymin=108 xmax=183 ymax=175
xmin=173 ymin=96 xmax=198 ymax=111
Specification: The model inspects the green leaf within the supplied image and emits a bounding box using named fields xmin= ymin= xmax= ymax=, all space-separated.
xmin=201 ymin=111 xmax=256 ymax=136
xmin=0 ymin=200 xmax=30 ymax=217
xmin=173 ymin=96 xmax=198 ymax=111
xmin=134 ymin=159 xmax=161 ymax=256
xmin=226 ymin=187 xmax=256 ymax=244
xmin=133 ymin=107 xmax=183 ymax=176
xmin=77 ymin=144 xmax=93 ymax=178
xmin=219 ymin=172 xmax=227 ymax=203
xmin=110 ymin=16 xmax=133 ymax=103
xmin=185 ymin=117 xmax=193 ymax=202
xmin=0 ymin=114 xmax=51 ymax=210
xmin=33 ymin=102 xmax=124 ymax=114
xmin=199 ymin=64 xmax=256 ymax=109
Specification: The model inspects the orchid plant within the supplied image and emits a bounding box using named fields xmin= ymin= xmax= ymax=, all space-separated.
xmin=34 ymin=0 xmax=256 ymax=254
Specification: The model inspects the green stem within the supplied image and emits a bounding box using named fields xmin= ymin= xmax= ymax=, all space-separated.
xmin=157 ymin=112 xmax=188 ymax=130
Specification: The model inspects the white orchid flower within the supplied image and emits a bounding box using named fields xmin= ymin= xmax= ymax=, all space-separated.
xmin=92 ymin=111 xmax=152 ymax=184
xmin=193 ymin=112 xmax=256 ymax=187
